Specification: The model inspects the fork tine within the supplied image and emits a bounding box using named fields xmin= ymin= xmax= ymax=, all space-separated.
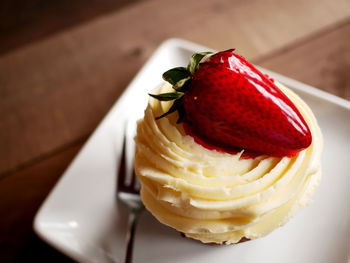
xmin=129 ymin=169 xmax=136 ymax=190
xmin=117 ymin=128 xmax=127 ymax=192
xmin=118 ymin=120 xmax=140 ymax=194
xmin=131 ymin=170 xmax=140 ymax=193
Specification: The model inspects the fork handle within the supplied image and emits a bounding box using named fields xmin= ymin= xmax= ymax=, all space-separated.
xmin=125 ymin=209 xmax=141 ymax=263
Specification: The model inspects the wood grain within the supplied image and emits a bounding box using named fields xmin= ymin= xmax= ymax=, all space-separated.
xmin=258 ymin=21 xmax=350 ymax=100
xmin=1 ymin=0 xmax=350 ymax=176
xmin=0 ymin=143 xmax=81 ymax=262
xmin=0 ymin=0 xmax=142 ymax=55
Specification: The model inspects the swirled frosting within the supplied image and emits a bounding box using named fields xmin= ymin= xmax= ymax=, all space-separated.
xmin=134 ymin=82 xmax=322 ymax=244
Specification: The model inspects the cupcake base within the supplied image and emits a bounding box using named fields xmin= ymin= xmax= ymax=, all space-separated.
xmin=180 ymin=233 xmax=250 ymax=245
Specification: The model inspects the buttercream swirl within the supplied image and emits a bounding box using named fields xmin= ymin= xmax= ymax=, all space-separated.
xmin=134 ymin=82 xmax=322 ymax=244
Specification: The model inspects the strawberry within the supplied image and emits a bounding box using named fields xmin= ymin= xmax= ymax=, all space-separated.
xmin=149 ymin=50 xmax=312 ymax=157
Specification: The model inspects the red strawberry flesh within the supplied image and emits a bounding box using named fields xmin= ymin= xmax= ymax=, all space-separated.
xmin=181 ymin=50 xmax=312 ymax=157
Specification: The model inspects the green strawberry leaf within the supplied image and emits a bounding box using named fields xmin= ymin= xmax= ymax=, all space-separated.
xmin=173 ymin=77 xmax=191 ymax=91
xmin=176 ymin=103 xmax=186 ymax=123
xmin=187 ymin=51 xmax=213 ymax=74
xmin=162 ymin=67 xmax=190 ymax=85
xmin=149 ymin=92 xmax=183 ymax=101
xmin=155 ymin=97 xmax=184 ymax=120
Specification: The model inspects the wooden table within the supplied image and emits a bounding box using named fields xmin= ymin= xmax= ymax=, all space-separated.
xmin=1 ymin=0 xmax=349 ymax=261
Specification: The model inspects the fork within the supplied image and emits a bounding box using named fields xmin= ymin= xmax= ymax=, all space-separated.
xmin=117 ymin=121 xmax=144 ymax=263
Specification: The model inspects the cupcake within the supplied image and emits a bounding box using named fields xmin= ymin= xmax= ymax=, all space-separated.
xmin=134 ymin=49 xmax=322 ymax=244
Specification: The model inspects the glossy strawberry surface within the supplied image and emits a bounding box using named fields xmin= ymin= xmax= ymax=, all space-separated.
xmin=181 ymin=50 xmax=312 ymax=157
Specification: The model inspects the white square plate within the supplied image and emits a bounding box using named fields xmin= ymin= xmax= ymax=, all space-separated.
xmin=34 ymin=39 xmax=350 ymax=263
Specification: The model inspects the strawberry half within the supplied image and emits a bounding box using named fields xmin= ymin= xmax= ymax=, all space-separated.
xmin=149 ymin=50 xmax=312 ymax=158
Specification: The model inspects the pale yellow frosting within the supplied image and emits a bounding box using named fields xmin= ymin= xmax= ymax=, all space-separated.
xmin=134 ymin=82 xmax=322 ymax=244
